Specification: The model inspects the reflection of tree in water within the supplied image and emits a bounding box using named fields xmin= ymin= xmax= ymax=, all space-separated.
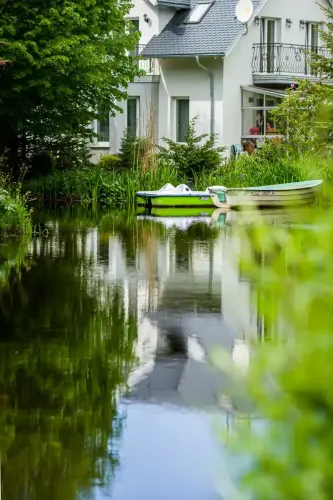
xmin=0 ymin=237 xmax=31 ymax=290
xmin=174 ymin=224 xmax=219 ymax=271
xmin=0 ymin=229 xmax=137 ymax=500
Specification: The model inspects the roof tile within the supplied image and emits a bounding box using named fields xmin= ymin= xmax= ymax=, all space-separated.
xmin=141 ymin=0 xmax=263 ymax=58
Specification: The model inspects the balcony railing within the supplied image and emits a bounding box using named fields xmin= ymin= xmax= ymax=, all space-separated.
xmin=252 ymin=43 xmax=330 ymax=77
xmin=129 ymin=44 xmax=158 ymax=76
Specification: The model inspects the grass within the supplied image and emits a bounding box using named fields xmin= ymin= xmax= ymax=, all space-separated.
xmin=193 ymin=152 xmax=333 ymax=191
xmin=25 ymin=163 xmax=184 ymax=208
xmin=0 ymin=184 xmax=32 ymax=236
xmin=25 ymin=144 xmax=333 ymax=209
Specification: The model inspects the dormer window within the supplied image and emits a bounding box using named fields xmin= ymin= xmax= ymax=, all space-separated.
xmin=184 ymin=2 xmax=213 ymax=24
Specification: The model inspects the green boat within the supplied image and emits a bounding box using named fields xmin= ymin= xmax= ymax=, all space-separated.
xmin=209 ymin=180 xmax=323 ymax=208
xmin=136 ymin=183 xmax=226 ymax=208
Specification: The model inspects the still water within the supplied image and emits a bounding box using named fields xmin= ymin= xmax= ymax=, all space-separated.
xmin=0 ymin=207 xmax=309 ymax=499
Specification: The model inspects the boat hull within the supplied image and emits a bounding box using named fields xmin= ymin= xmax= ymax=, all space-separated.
xmin=226 ymin=189 xmax=317 ymax=208
xmin=210 ymin=191 xmax=230 ymax=209
xmin=212 ymin=181 xmax=322 ymax=208
xmin=136 ymin=193 xmax=222 ymax=208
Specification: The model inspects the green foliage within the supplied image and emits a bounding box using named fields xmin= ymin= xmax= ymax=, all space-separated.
xmin=25 ymin=163 xmax=182 ymax=208
xmin=158 ymin=116 xmax=225 ymax=177
xmin=211 ymin=176 xmax=333 ymax=499
xmin=118 ymin=130 xmax=152 ymax=170
xmin=271 ymin=80 xmax=323 ymax=157
xmin=0 ymin=0 xmax=142 ymax=173
xmin=0 ymin=173 xmax=32 ymax=235
xmin=202 ymin=141 xmax=332 ymax=192
xmin=31 ymin=151 xmax=56 ymax=177
xmin=98 ymin=154 xmax=122 ymax=170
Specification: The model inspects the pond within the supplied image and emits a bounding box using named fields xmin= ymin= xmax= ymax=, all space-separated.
xmin=0 ymin=206 xmax=313 ymax=499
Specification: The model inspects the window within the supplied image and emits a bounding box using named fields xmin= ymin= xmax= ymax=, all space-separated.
xmin=97 ymin=113 xmax=110 ymax=142
xmin=241 ymin=88 xmax=284 ymax=141
xmin=127 ymin=98 xmax=139 ymax=138
xmin=128 ymin=19 xmax=140 ymax=58
xmin=176 ymin=99 xmax=189 ymax=143
xmin=306 ymin=22 xmax=319 ymax=50
xmin=129 ymin=19 xmax=139 ymax=32
xmin=184 ymin=3 xmax=212 ymax=24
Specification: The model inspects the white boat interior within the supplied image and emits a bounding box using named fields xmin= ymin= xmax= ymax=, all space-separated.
xmin=136 ymin=184 xmax=227 ymax=197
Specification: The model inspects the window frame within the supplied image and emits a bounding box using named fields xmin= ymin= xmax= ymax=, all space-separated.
xmin=174 ymin=97 xmax=190 ymax=143
xmin=127 ymin=97 xmax=140 ymax=138
xmin=241 ymin=88 xmax=284 ymax=142
xmin=91 ymin=112 xmax=110 ymax=148
xmin=183 ymin=2 xmax=214 ymax=24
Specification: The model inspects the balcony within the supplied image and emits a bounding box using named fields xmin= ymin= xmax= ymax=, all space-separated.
xmin=130 ymin=44 xmax=159 ymax=79
xmin=252 ymin=43 xmax=330 ymax=86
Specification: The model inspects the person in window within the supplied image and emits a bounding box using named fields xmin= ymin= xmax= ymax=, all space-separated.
xmin=256 ymin=112 xmax=264 ymax=135
xmin=266 ymin=121 xmax=275 ymax=134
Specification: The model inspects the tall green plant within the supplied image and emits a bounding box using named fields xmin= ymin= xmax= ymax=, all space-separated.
xmin=118 ymin=130 xmax=153 ymax=170
xmin=158 ymin=116 xmax=225 ymax=178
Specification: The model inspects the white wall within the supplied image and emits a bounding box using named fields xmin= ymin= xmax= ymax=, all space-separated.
xmin=222 ymin=0 xmax=329 ymax=148
xmin=111 ymin=80 xmax=159 ymax=152
xmin=126 ymin=2 xmax=174 ymax=45
xmin=158 ymin=58 xmax=224 ymax=144
xmin=221 ymin=230 xmax=258 ymax=340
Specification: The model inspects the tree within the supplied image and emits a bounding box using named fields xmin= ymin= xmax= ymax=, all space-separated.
xmin=0 ymin=0 xmax=142 ymax=171
xmin=271 ymin=80 xmax=323 ymax=158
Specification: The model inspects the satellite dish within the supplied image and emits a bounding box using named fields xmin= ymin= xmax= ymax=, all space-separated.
xmin=235 ymin=0 xmax=254 ymax=24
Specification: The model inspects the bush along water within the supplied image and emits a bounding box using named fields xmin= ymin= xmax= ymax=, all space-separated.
xmin=25 ymin=162 xmax=182 ymax=208
xmin=0 ymin=177 xmax=32 ymax=236
xmin=25 ymin=107 xmax=333 ymax=208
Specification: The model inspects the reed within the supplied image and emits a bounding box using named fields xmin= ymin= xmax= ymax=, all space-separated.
xmin=25 ymin=163 xmax=182 ymax=208
xmin=0 ymin=182 xmax=32 ymax=236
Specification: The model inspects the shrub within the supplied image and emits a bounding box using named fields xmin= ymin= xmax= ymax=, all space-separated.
xmin=118 ymin=130 xmax=152 ymax=170
xmin=0 ymin=185 xmax=32 ymax=235
xmin=98 ymin=154 xmax=121 ymax=170
xmin=158 ymin=116 xmax=225 ymax=178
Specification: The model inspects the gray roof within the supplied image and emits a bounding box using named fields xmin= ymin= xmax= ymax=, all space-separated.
xmin=141 ymin=0 xmax=263 ymax=58
xmin=156 ymin=0 xmax=190 ymax=8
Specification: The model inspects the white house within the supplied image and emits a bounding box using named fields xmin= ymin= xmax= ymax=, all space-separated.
xmin=90 ymin=0 xmax=330 ymax=160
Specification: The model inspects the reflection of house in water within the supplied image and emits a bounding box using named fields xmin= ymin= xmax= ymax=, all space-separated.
xmin=221 ymin=226 xmax=285 ymax=343
xmin=126 ymin=230 xmax=237 ymax=409
xmin=29 ymin=219 xmax=269 ymax=409
xmin=29 ymin=220 xmax=270 ymax=342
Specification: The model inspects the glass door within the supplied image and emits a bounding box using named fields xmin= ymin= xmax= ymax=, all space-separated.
xmin=260 ymin=19 xmax=276 ymax=73
xmin=306 ymin=23 xmax=319 ymax=76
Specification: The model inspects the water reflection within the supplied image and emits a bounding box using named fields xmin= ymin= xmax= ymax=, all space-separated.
xmin=0 ymin=206 xmax=313 ymax=499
